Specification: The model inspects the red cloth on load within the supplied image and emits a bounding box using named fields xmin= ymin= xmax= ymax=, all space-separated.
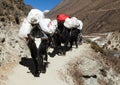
xmin=57 ymin=14 xmax=70 ymax=23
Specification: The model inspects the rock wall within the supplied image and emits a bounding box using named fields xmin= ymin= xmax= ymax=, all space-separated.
xmin=0 ymin=0 xmax=32 ymax=25
xmin=0 ymin=24 xmax=31 ymax=66
xmin=0 ymin=0 xmax=32 ymax=66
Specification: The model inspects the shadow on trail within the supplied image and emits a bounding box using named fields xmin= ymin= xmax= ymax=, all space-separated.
xmin=48 ymin=46 xmax=71 ymax=57
xmin=19 ymin=57 xmax=49 ymax=77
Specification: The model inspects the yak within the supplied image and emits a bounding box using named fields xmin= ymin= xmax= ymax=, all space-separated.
xmin=27 ymin=24 xmax=49 ymax=77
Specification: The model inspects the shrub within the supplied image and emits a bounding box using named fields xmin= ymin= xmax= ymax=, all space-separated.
xmin=91 ymin=41 xmax=106 ymax=55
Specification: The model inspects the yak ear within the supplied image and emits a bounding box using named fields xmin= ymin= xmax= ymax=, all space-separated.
xmin=27 ymin=34 xmax=34 ymax=40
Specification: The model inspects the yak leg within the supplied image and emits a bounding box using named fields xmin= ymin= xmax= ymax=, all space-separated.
xmin=40 ymin=55 xmax=46 ymax=73
xmin=70 ymin=41 xmax=73 ymax=50
xmin=63 ymin=41 xmax=68 ymax=55
xmin=32 ymin=58 xmax=40 ymax=77
xmin=44 ymin=52 xmax=48 ymax=62
xmin=75 ymin=39 xmax=78 ymax=48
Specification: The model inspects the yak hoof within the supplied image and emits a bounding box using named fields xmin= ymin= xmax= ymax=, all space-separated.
xmin=63 ymin=52 xmax=66 ymax=55
xmin=34 ymin=71 xmax=40 ymax=77
xmin=41 ymin=65 xmax=46 ymax=73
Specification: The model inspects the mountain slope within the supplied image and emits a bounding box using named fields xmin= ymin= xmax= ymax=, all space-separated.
xmin=47 ymin=0 xmax=120 ymax=34
xmin=0 ymin=0 xmax=32 ymax=24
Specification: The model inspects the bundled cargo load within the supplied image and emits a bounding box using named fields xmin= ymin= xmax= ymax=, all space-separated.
xmin=39 ymin=18 xmax=57 ymax=34
xmin=77 ymin=20 xmax=83 ymax=30
xmin=63 ymin=18 xmax=73 ymax=29
xmin=18 ymin=9 xmax=58 ymax=40
xmin=51 ymin=19 xmax=58 ymax=29
xmin=18 ymin=9 xmax=45 ymax=39
xmin=71 ymin=17 xmax=80 ymax=28
xmin=27 ymin=9 xmax=44 ymax=24
xmin=64 ymin=17 xmax=83 ymax=30
xmin=18 ymin=18 xmax=32 ymax=38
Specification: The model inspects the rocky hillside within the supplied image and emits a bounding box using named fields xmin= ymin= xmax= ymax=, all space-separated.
xmin=0 ymin=0 xmax=32 ymax=67
xmin=47 ymin=0 xmax=120 ymax=34
xmin=0 ymin=0 xmax=32 ymax=25
xmin=0 ymin=0 xmax=32 ymax=80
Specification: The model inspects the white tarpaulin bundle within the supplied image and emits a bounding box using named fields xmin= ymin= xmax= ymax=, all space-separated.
xmin=77 ymin=20 xmax=83 ymax=30
xmin=18 ymin=18 xmax=32 ymax=38
xmin=18 ymin=9 xmax=57 ymax=39
xmin=39 ymin=18 xmax=57 ymax=34
xmin=27 ymin=9 xmax=44 ymax=24
xmin=64 ymin=18 xmax=73 ymax=29
xmin=71 ymin=17 xmax=80 ymax=28
xmin=51 ymin=19 xmax=58 ymax=29
xmin=64 ymin=17 xmax=83 ymax=30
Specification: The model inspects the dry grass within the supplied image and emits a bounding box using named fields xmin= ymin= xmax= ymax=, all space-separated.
xmin=83 ymin=38 xmax=108 ymax=67
xmin=67 ymin=58 xmax=84 ymax=85
xmin=93 ymin=50 xmax=120 ymax=75
xmin=98 ymin=78 xmax=114 ymax=85
xmin=105 ymin=55 xmax=120 ymax=74
xmin=91 ymin=41 xmax=105 ymax=54
xmin=98 ymin=78 xmax=108 ymax=85
xmin=58 ymin=57 xmax=83 ymax=85
xmin=83 ymin=38 xmax=106 ymax=55
xmin=102 ymin=31 xmax=120 ymax=74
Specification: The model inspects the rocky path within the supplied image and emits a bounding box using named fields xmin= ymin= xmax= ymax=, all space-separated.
xmin=4 ymin=40 xmax=120 ymax=85
xmin=4 ymin=43 xmax=101 ymax=85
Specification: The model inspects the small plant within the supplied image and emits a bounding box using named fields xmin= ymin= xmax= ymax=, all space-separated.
xmin=107 ymin=40 xmax=111 ymax=44
xmin=91 ymin=41 xmax=106 ymax=55
xmin=113 ymin=48 xmax=118 ymax=51
xmin=67 ymin=62 xmax=83 ymax=85
xmin=84 ymin=38 xmax=92 ymax=44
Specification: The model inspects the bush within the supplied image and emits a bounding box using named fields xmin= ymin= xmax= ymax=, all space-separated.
xmin=91 ymin=41 xmax=106 ymax=55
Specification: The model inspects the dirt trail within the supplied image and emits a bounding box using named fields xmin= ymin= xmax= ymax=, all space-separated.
xmin=5 ymin=43 xmax=90 ymax=85
xmin=2 ymin=34 xmax=120 ymax=85
xmin=4 ymin=39 xmax=111 ymax=85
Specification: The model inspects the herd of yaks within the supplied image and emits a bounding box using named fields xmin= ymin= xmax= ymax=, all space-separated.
xmin=18 ymin=9 xmax=83 ymax=77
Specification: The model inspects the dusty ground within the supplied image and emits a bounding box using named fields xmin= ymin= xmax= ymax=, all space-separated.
xmin=1 ymin=43 xmax=94 ymax=85
xmin=0 ymin=33 xmax=120 ymax=85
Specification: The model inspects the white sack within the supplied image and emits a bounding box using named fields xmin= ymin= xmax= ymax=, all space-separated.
xmin=64 ymin=17 xmax=80 ymax=29
xmin=71 ymin=17 xmax=80 ymax=28
xmin=27 ymin=9 xmax=44 ymax=24
xmin=64 ymin=18 xmax=73 ymax=29
xmin=18 ymin=18 xmax=32 ymax=38
xmin=77 ymin=20 xmax=83 ymax=30
xmin=51 ymin=19 xmax=58 ymax=29
xmin=39 ymin=18 xmax=57 ymax=34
